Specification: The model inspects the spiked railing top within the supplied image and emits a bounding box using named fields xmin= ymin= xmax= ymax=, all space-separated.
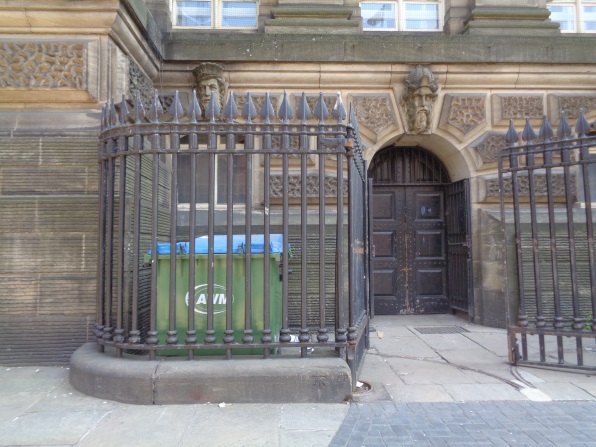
xmin=100 ymin=90 xmax=356 ymax=132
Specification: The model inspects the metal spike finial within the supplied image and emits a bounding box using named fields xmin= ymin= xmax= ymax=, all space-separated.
xmin=314 ymin=92 xmax=329 ymax=122
xmin=538 ymin=115 xmax=554 ymax=142
xmin=505 ymin=119 xmax=519 ymax=146
xmin=149 ymin=90 xmax=163 ymax=123
xmin=575 ymin=108 xmax=591 ymax=137
xmin=169 ymin=91 xmax=184 ymax=123
xmin=278 ymin=91 xmax=293 ymax=123
xmin=205 ymin=93 xmax=220 ymax=122
xmin=241 ymin=92 xmax=257 ymax=122
xmin=557 ymin=111 xmax=572 ymax=140
xmin=109 ymin=98 xmax=119 ymax=128
xmin=132 ymin=90 xmax=145 ymax=124
xmin=119 ymin=94 xmax=129 ymax=124
xmin=224 ymin=91 xmax=239 ymax=122
xmin=296 ymin=92 xmax=311 ymax=124
xmin=187 ymin=89 xmax=201 ymax=123
xmin=259 ymin=92 xmax=275 ymax=123
xmin=521 ymin=118 xmax=536 ymax=143
xmin=332 ymin=92 xmax=346 ymax=123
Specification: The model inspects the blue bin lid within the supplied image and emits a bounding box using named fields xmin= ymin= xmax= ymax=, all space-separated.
xmin=193 ymin=234 xmax=286 ymax=254
xmin=147 ymin=241 xmax=188 ymax=255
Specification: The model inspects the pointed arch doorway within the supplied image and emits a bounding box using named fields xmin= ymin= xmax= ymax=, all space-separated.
xmin=369 ymin=146 xmax=472 ymax=315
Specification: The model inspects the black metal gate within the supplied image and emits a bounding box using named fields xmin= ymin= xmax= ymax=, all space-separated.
xmin=500 ymin=112 xmax=596 ymax=371
xmin=96 ymin=90 xmax=370 ymax=384
xmin=446 ymin=179 xmax=473 ymax=316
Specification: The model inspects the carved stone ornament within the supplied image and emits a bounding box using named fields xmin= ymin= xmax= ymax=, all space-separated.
xmin=270 ymin=174 xmax=348 ymax=198
xmin=501 ymin=96 xmax=543 ymax=119
xmin=128 ymin=57 xmax=153 ymax=108
xmin=192 ymin=62 xmax=227 ymax=117
xmin=558 ymin=96 xmax=596 ymax=119
xmin=447 ymin=95 xmax=486 ymax=134
xmin=236 ymin=94 xmax=279 ymax=119
xmin=0 ymin=42 xmax=86 ymax=89
xmin=472 ymin=133 xmax=507 ymax=164
xmin=402 ymin=65 xmax=439 ymax=134
xmin=351 ymin=95 xmax=396 ymax=134
xmin=485 ymin=173 xmax=574 ymax=198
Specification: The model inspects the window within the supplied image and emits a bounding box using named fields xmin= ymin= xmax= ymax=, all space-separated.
xmin=361 ymin=0 xmax=441 ymax=31
xmin=172 ymin=0 xmax=258 ymax=28
xmin=547 ymin=0 xmax=596 ymax=32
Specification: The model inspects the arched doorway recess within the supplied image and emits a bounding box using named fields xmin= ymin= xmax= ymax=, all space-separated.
xmin=369 ymin=146 xmax=472 ymax=316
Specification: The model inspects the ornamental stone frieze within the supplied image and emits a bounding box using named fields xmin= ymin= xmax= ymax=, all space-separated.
xmin=492 ymin=94 xmax=544 ymax=126
xmin=270 ymin=174 xmax=348 ymax=199
xmin=439 ymin=94 xmax=487 ymax=139
xmin=349 ymin=94 xmax=397 ymax=137
xmin=128 ymin=57 xmax=154 ymax=108
xmin=0 ymin=42 xmax=86 ymax=89
xmin=235 ymin=93 xmax=280 ymax=119
xmin=483 ymin=172 xmax=574 ymax=200
xmin=469 ymin=133 xmax=507 ymax=166
xmin=548 ymin=94 xmax=596 ymax=121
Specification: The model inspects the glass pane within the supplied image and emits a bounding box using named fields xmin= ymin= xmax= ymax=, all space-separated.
xmin=548 ymin=5 xmax=575 ymax=31
xmin=362 ymin=3 xmax=397 ymax=30
xmin=222 ymin=2 xmax=257 ymax=27
xmin=176 ymin=1 xmax=211 ymax=26
xmin=584 ymin=6 xmax=596 ymax=31
xmin=405 ymin=3 xmax=439 ymax=30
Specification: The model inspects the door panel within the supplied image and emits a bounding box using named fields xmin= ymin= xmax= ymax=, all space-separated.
xmin=372 ymin=185 xmax=448 ymax=315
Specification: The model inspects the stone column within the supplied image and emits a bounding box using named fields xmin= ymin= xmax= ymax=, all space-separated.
xmin=465 ymin=0 xmax=559 ymax=35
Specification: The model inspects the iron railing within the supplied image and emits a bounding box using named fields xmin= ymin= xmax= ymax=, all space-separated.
xmin=96 ymin=89 xmax=369 ymax=378
xmin=500 ymin=111 xmax=596 ymax=371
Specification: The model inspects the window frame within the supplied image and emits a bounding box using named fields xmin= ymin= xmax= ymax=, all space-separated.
xmin=360 ymin=0 xmax=442 ymax=32
xmin=171 ymin=0 xmax=259 ymax=30
xmin=547 ymin=0 xmax=596 ymax=33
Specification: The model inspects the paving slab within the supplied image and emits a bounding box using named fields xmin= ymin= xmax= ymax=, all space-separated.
xmin=384 ymin=383 xmax=455 ymax=402
xmin=535 ymin=382 xmax=596 ymax=401
xmin=442 ymin=383 xmax=526 ymax=402
xmin=385 ymin=357 xmax=480 ymax=385
xmin=371 ymin=334 xmax=442 ymax=359
xmin=0 ymin=410 xmax=109 ymax=446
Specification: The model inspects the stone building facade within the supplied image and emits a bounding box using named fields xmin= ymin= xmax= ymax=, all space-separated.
xmin=1 ymin=0 xmax=595 ymax=365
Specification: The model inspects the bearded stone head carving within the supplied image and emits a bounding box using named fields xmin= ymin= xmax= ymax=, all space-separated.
xmin=402 ymin=65 xmax=439 ymax=134
xmin=192 ymin=62 xmax=227 ymax=117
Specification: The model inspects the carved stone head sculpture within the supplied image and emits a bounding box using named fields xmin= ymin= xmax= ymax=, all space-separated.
xmin=402 ymin=65 xmax=439 ymax=134
xmin=192 ymin=62 xmax=227 ymax=117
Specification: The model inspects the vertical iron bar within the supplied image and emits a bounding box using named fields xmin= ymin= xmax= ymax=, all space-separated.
xmin=336 ymin=144 xmax=347 ymax=349
xmin=280 ymin=125 xmax=291 ymax=344
xmin=299 ymin=130 xmax=309 ymax=357
xmin=318 ymin=149 xmax=328 ymax=343
xmin=224 ymin=133 xmax=234 ymax=358
xmin=262 ymin=133 xmax=272 ymax=358
xmin=114 ymin=136 xmax=128 ymax=356
xmin=167 ymin=135 xmax=179 ymax=347
xmin=147 ymin=132 xmax=161 ymax=359
xmin=580 ymin=140 xmax=596 ymax=332
xmin=244 ymin=126 xmax=254 ymax=345
xmin=96 ymin=138 xmax=107 ymax=352
xmin=103 ymin=137 xmax=115 ymax=345
xmin=129 ymin=132 xmax=142 ymax=346
xmin=346 ymin=137 xmax=356 ymax=346
xmin=206 ymin=129 xmax=217 ymax=345
xmin=187 ymin=130 xmax=198 ymax=359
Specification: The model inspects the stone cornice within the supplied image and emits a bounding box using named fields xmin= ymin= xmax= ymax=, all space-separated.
xmin=165 ymin=32 xmax=596 ymax=64
xmin=0 ymin=0 xmax=121 ymax=34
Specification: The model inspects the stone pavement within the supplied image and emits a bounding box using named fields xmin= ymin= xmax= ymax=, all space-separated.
xmin=1 ymin=314 xmax=595 ymax=446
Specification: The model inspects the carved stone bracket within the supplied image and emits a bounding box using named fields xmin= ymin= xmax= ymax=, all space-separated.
xmin=439 ymin=94 xmax=486 ymax=139
xmin=350 ymin=94 xmax=397 ymax=136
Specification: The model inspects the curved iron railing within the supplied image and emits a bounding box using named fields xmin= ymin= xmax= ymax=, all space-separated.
xmin=96 ymin=89 xmax=370 ymax=373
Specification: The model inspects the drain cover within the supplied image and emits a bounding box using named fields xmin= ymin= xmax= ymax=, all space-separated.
xmin=414 ymin=326 xmax=469 ymax=334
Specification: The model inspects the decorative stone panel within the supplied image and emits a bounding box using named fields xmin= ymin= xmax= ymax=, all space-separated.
xmin=128 ymin=57 xmax=153 ymax=108
xmin=550 ymin=95 xmax=596 ymax=120
xmin=0 ymin=42 xmax=86 ymax=89
xmin=349 ymin=94 xmax=396 ymax=135
xmin=492 ymin=94 xmax=544 ymax=126
xmin=270 ymin=174 xmax=348 ymax=198
xmin=469 ymin=133 xmax=507 ymax=165
xmin=440 ymin=94 xmax=486 ymax=138
xmin=235 ymin=93 xmax=280 ymax=118
xmin=484 ymin=172 xmax=574 ymax=199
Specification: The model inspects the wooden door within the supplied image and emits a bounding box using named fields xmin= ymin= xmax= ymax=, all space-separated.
xmin=372 ymin=185 xmax=448 ymax=314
